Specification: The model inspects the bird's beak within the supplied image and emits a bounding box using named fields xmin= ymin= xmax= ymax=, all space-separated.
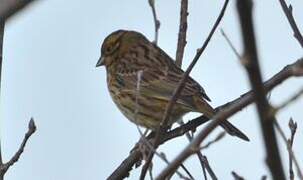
xmin=96 ymin=56 xmax=105 ymax=67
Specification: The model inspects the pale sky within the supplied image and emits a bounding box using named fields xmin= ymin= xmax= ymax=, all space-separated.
xmin=1 ymin=0 xmax=302 ymax=179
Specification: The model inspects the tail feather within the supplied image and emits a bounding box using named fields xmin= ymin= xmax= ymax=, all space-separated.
xmin=220 ymin=121 xmax=250 ymax=141
xmin=193 ymin=96 xmax=249 ymax=141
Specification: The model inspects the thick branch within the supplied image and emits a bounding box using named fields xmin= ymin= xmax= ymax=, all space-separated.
xmin=0 ymin=0 xmax=37 ymax=21
xmin=108 ymin=58 xmax=303 ymax=179
xmin=237 ymin=0 xmax=285 ymax=179
xmin=278 ymin=0 xmax=303 ymax=48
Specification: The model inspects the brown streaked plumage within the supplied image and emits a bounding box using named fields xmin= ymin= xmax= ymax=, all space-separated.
xmin=96 ymin=30 xmax=249 ymax=141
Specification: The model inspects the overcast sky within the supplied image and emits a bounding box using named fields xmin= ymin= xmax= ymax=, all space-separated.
xmin=1 ymin=0 xmax=302 ymax=179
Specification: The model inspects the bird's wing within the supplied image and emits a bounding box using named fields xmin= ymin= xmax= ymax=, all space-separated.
xmin=116 ymin=61 xmax=210 ymax=113
xmin=115 ymin=42 xmax=211 ymax=106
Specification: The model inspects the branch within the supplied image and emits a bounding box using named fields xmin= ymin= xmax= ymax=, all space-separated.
xmin=148 ymin=0 xmax=160 ymax=45
xmin=220 ymin=29 xmax=241 ymax=59
xmin=274 ymin=86 xmax=303 ymax=112
xmin=156 ymin=57 xmax=303 ymax=179
xmin=175 ymin=0 xmax=188 ymax=67
xmin=140 ymin=0 xmax=230 ymax=179
xmin=237 ymin=0 xmax=285 ymax=179
xmin=108 ymin=58 xmax=303 ymax=179
xmin=0 ymin=0 xmax=38 ymax=21
xmin=200 ymin=132 xmax=225 ymax=150
xmin=0 ymin=17 xmax=5 ymax=170
xmin=0 ymin=118 xmax=36 ymax=178
xmin=278 ymin=0 xmax=303 ymax=48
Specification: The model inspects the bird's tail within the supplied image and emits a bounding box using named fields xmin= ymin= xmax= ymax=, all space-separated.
xmin=193 ymin=96 xmax=249 ymax=141
xmin=220 ymin=120 xmax=249 ymax=141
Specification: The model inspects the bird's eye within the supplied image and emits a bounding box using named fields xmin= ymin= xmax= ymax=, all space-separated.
xmin=106 ymin=46 xmax=112 ymax=53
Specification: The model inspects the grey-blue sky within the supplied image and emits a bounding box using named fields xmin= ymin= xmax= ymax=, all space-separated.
xmin=1 ymin=0 xmax=302 ymax=179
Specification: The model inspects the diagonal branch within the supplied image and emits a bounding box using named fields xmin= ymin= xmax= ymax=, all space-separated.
xmin=237 ymin=0 xmax=285 ymax=179
xmin=278 ymin=0 xmax=303 ymax=48
xmin=139 ymin=0 xmax=230 ymax=179
xmin=108 ymin=57 xmax=303 ymax=179
xmin=155 ymin=56 xmax=302 ymax=179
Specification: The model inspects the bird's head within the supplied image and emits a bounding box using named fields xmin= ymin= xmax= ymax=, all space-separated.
xmin=96 ymin=30 xmax=146 ymax=68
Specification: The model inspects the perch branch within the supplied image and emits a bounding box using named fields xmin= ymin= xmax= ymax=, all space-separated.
xmin=139 ymin=0 xmax=230 ymax=179
xmin=108 ymin=58 xmax=303 ymax=179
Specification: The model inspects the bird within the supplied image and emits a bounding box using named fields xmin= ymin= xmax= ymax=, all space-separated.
xmin=96 ymin=30 xmax=249 ymax=141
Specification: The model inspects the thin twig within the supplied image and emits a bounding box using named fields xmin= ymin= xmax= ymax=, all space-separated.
xmin=274 ymin=86 xmax=303 ymax=112
xmin=148 ymin=0 xmax=160 ymax=45
xmin=0 ymin=119 xmax=36 ymax=178
xmin=0 ymin=3 xmax=38 ymax=179
xmin=237 ymin=0 xmax=285 ymax=179
xmin=274 ymin=119 xmax=303 ymax=180
xmin=278 ymin=0 xmax=303 ymax=48
xmin=231 ymin=171 xmax=245 ymax=180
xmin=288 ymin=118 xmax=297 ymax=180
xmin=220 ymin=29 xmax=241 ymax=59
xmin=139 ymin=1 xmax=230 ymax=179
xmin=200 ymin=132 xmax=225 ymax=150
xmin=107 ymin=58 xmax=303 ymax=179
xmin=183 ymin=125 xmax=216 ymax=180
xmin=175 ymin=0 xmax=188 ymax=67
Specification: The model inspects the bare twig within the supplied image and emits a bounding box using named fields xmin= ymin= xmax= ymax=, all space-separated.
xmin=288 ymin=118 xmax=297 ymax=180
xmin=220 ymin=29 xmax=241 ymax=59
xmin=200 ymin=132 xmax=225 ymax=150
xmin=183 ymin=127 xmax=216 ymax=180
xmin=148 ymin=0 xmax=160 ymax=44
xmin=140 ymin=1 xmax=230 ymax=179
xmin=0 ymin=118 xmax=36 ymax=178
xmin=231 ymin=171 xmax=245 ymax=180
xmin=108 ymin=58 xmax=303 ymax=179
xmin=175 ymin=0 xmax=188 ymax=67
xmin=0 ymin=3 xmax=38 ymax=179
xmin=0 ymin=0 xmax=38 ymax=20
xmin=274 ymin=119 xmax=303 ymax=180
xmin=274 ymin=86 xmax=303 ymax=112
xmin=278 ymin=0 xmax=303 ymax=48
xmin=237 ymin=0 xmax=285 ymax=179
